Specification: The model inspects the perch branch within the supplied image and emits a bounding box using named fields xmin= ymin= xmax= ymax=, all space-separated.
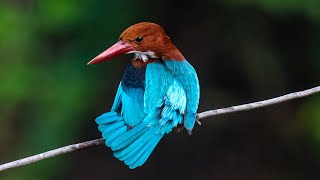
xmin=0 ymin=138 xmax=105 ymax=172
xmin=0 ymin=86 xmax=319 ymax=172
xmin=197 ymin=86 xmax=320 ymax=119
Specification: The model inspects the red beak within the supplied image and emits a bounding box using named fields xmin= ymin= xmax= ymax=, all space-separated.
xmin=87 ymin=41 xmax=134 ymax=65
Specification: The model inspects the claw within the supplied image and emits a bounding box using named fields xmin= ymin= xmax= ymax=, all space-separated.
xmin=196 ymin=119 xmax=201 ymax=126
xmin=187 ymin=130 xmax=192 ymax=135
xmin=174 ymin=126 xmax=183 ymax=133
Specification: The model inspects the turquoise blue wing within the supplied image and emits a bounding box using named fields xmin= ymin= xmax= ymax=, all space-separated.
xmin=164 ymin=60 xmax=200 ymax=132
xmin=144 ymin=62 xmax=187 ymax=134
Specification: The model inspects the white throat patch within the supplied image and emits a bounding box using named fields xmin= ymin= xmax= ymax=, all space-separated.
xmin=127 ymin=51 xmax=158 ymax=62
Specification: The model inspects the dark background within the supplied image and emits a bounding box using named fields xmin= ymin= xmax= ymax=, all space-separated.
xmin=0 ymin=0 xmax=319 ymax=179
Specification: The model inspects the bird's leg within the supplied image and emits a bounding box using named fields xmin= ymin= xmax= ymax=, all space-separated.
xmin=174 ymin=124 xmax=184 ymax=133
xmin=177 ymin=114 xmax=201 ymax=134
xmin=196 ymin=114 xmax=201 ymax=126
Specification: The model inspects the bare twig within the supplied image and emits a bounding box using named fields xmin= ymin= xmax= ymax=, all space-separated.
xmin=0 ymin=86 xmax=319 ymax=172
xmin=197 ymin=86 xmax=320 ymax=119
xmin=0 ymin=138 xmax=105 ymax=172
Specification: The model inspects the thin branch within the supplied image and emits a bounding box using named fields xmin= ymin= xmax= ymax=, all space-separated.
xmin=197 ymin=86 xmax=320 ymax=119
xmin=1 ymin=86 xmax=319 ymax=172
xmin=0 ymin=138 xmax=105 ymax=172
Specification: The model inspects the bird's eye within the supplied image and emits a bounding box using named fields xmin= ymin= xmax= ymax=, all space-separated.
xmin=135 ymin=36 xmax=143 ymax=42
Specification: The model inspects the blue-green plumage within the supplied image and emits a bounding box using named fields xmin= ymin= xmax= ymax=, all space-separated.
xmin=96 ymin=59 xmax=199 ymax=169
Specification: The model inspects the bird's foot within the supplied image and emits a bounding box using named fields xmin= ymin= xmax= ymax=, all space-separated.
xmin=187 ymin=130 xmax=192 ymax=135
xmin=196 ymin=114 xmax=201 ymax=126
xmin=174 ymin=125 xmax=184 ymax=133
xmin=196 ymin=119 xmax=201 ymax=126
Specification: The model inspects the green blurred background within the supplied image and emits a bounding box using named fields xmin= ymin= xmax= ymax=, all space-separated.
xmin=0 ymin=0 xmax=319 ymax=179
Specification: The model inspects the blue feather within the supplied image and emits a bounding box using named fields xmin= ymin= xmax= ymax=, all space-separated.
xmin=129 ymin=134 xmax=163 ymax=169
xmin=105 ymin=126 xmax=127 ymax=146
xmin=126 ymin=134 xmax=162 ymax=168
xmin=101 ymin=121 xmax=125 ymax=137
xmin=111 ymin=122 xmax=148 ymax=150
xmin=163 ymin=60 xmax=200 ymax=132
xmin=95 ymin=112 xmax=119 ymax=125
xmin=98 ymin=124 xmax=108 ymax=132
xmin=113 ymin=128 xmax=154 ymax=159
xmin=121 ymin=88 xmax=145 ymax=127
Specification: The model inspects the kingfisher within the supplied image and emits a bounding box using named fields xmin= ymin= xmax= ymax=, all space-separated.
xmin=88 ymin=22 xmax=200 ymax=169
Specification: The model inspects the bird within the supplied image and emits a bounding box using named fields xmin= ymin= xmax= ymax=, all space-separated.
xmin=88 ymin=22 xmax=200 ymax=169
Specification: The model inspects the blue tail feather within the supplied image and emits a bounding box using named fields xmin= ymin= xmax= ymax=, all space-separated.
xmin=101 ymin=121 xmax=125 ymax=136
xmin=119 ymin=141 xmax=146 ymax=161
xmin=96 ymin=112 xmax=127 ymax=147
xmin=105 ymin=126 xmax=127 ymax=146
xmin=125 ymin=134 xmax=162 ymax=166
xmin=112 ymin=127 xmax=148 ymax=151
xmin=95 ymin=112 xmax=119 ymax=125
xmin=96 ymin=111 xmax=117 ymax=119
xmin=111 ymin=123 xmax=147 ymax=150
xmin=119 ymin=145 xmax=142 ymax=161
xmin=113 ymin=129 xmax=155 ymax=159
xmin=114 ymin=128 xmax=163 ymax=169
xmin=98 ymin=124 xmax=108 ymax=132
xmin=110 ymin=127 xmax=164 ymax=169
xmin=123 ymin=146 xmax=146 ymax=165
xmin=129 ymin=134 xmax=163 ymax=169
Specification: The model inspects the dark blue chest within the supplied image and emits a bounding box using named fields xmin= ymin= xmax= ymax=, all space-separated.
xmin=121 ymin=63 xmax=146 ymax=91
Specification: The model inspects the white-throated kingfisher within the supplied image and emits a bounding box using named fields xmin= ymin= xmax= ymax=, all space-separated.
xmin=88 ymin=22 xmax=200 ymax=169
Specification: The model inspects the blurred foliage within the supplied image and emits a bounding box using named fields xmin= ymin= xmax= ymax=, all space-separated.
xmin=0 ymin=0 xmax=319 ymax=180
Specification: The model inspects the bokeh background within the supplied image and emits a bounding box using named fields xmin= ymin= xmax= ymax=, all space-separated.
xmin=0 ymin=0 xmax=319 ymax=179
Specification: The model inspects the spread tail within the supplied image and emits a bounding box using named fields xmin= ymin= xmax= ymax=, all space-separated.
xmin=112 ymin=126 xmax=164 ymax=169
xmin=96 ymin=112 xmax=165 ymax=169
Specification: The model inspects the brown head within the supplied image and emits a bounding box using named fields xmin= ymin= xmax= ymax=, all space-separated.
xmin=87 ymin=22 xmax=184 ymax=65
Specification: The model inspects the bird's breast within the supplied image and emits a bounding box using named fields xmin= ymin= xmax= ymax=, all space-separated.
xmin=121 ymin=58 xmax=163 ymax=91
